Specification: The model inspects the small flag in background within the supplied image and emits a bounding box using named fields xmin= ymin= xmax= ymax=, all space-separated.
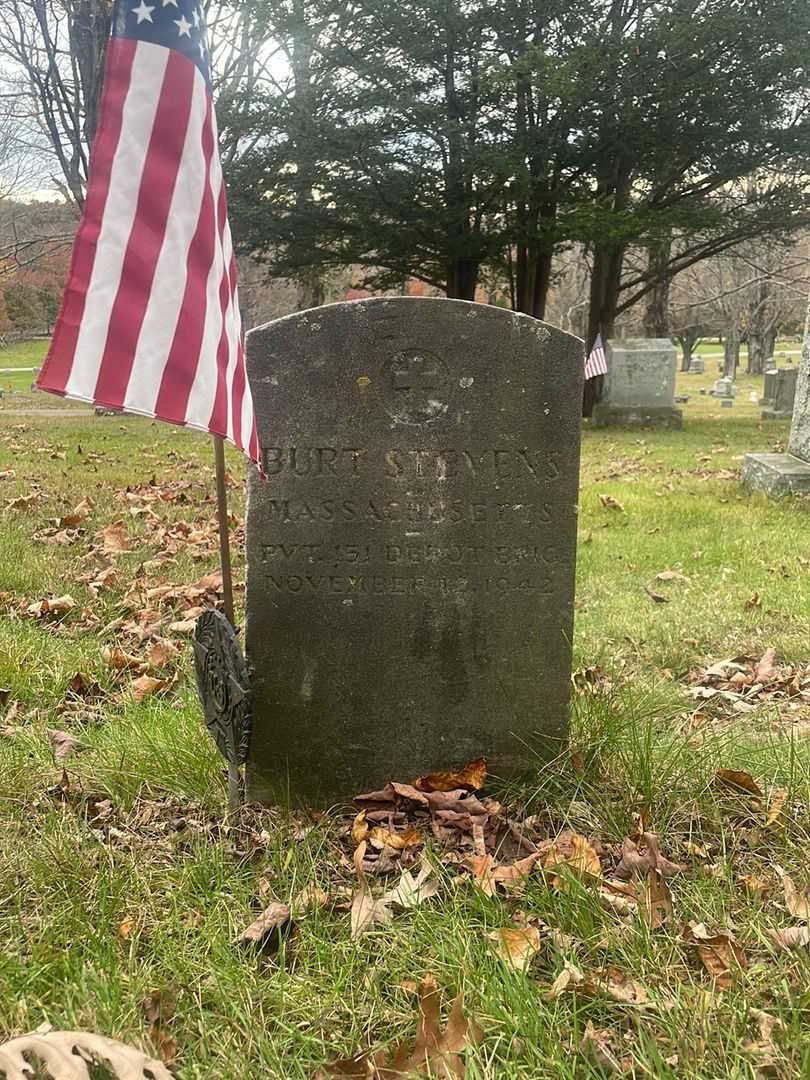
xmin=36 ymin=0 xmax=259 ymax=465
xmin=584 ymin=332 xmax=608 ymax=379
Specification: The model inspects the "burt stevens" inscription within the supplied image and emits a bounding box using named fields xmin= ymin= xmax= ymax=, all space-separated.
xmin=261 ymin=445 xmax=560 ymax=483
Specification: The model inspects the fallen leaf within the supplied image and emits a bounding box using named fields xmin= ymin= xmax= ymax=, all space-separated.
xmin=131 ymin=674 xmax=172 ymax=702
xmin=488 ymin=926 xmax=541 ymax=971
xmin=146 ymin=638 xmax=181 ymax=669
xmin=714 ymin=769 xmax=763 ymax=797
xmin=744 ymin=592 xmax=761 ymax=610
xmin=775 ymin=867 xmax=810 ymax=920
xmin=315 ymin=975 xmax=482 ymax=1079
xmin=350 ymin=843 xmax=393 ymax=939
xmin=0 ymin=1031 xmax=173 ymax=1080
xmin=291 ymin=883 xmax=329 ymax=916
xmin=644 ymin=584 xmax=670 ymax=604
xmin=0 ymin=688 xmax=9 ymax=707
xmin=237 ymin=901 xmax=291 ymax=953
xmin=102 ymin=520 xmax=132 ymax=553
xmin=766 ymin=925 xmax=810 ymax=952
xmin=118 ymin=914 xmax=136 ymax=940
xmin=655 ymin=570 xmax=690 ymax=584
xmin=381 ymin=858 xmax=440 ymax=909
xmin=544 ymin=832 xmax=601 ymax=889
xmin=491 ymin=850 xmax=545 ymax=889
xmin=141 ymin=987 xmax=177 ymax=1025
xmin=753 ymin=647 xmax=778 ymax=682
xmin=103 ymin=645 xmax=148 ymax=673
xmin=415 ymin=756 xmax=487 ymax=793
xmin=739 ymin=873 xmax=770 ymax=898
xmin=544 ymin=961 xmax=585 ymax=1000
xmin=580 ymin=1022 xmax=626 ymax=1076
xmin=466 ymin=853 xmax=497 ymax=896
xmin=639 ymin=870 xmax=673 ymax=929
xmin=588 ymin=968 xmax=650 ymax=1006
xmin=599 ymin=494 xmax=625 ymax=512
xmin=614 ymin=832 xmax=681 ymax=880
xmin=685 ymin=923 xmax=747 ymax=989
xmin=59 ymin=496 xmax=94 ymax=527
xmin=351 ymin=810 xmax=369 ymax=844
xmin=28 ymin=594 xmax=76 ymax=619
xmin=47 ymin=728 xmax=83 ymax=761
xmin=369 ymin=826 xmax=423 ymax=850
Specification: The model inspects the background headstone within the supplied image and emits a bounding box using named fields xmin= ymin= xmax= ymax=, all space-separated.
xmin=592 ymin=339 xmax=682 ymax=428
xmin=710 ymin=377 xmax=735 ymax=398
xmin=689 ymin=357 xmax=705 ymax=374
xmin=743 ymin=292 xmax=810 ymax=495
xmin=244 ymin=298 xmax=584 ymax=805
xmin=759 ymin=365 xmax=779 ymax=406
xmin=761 ymin=367 xmax=797 ymax=420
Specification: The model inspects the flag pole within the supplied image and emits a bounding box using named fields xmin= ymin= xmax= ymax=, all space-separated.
xmin=213 ymin=435 xmax=235 ymax=626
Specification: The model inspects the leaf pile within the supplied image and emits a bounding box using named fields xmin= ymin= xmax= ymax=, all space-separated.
xmin=687 ymin=647 xmax=810 ymax=716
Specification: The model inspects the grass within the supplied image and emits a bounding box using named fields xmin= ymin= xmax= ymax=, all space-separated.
xmin=0 ymin=339 xmax=809 ymax=1078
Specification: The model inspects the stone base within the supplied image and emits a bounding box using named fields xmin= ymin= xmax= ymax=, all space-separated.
xmin=592 ymin=404 xmax=683 ymax=430
xmin=760 ymin=409 xmax=793 ymax=421
xmin=742 ymin=453 xmax=810 ymax=495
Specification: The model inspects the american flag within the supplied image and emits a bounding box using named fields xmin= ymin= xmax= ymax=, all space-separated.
xmin=584 ymin=332 xmax=608 ymax=380
xmin=36 ymin=0 xmax=258 ymax=465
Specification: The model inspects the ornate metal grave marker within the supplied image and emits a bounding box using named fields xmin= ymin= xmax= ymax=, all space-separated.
xmin=192 ymin=610 xmax=252 ymax=808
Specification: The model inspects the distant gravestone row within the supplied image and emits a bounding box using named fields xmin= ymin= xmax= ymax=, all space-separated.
xmin=760 ymin=367 xmax=797 ymax=421
xmin=744 ymin=302 xmax=810 ymax=495
xmin=243 ymin=299 xmax=584 ymax=805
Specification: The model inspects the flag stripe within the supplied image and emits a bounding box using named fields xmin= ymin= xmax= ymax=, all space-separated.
xmin=93 ymin=50 xmax=196 ymax=408
xmin=205 ymin=184 xmax=232 ymax=438
xmin=122 ymin=67 xmax=210 ymax=416
xmin=66 ymin=44 xmax=170 ymax=401
xmin=152 ymin=95 xmax=217 ymax=423
xmin=37 ymin=38 xmax=138 ymax=394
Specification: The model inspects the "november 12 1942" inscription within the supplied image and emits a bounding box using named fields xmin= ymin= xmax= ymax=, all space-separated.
xmin=244 ymin=297 xmax=583 ymax=805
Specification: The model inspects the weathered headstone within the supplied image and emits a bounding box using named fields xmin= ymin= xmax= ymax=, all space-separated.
xmin=743 ymin=294 xmax=810 ymax=495
xmin=759 ymin=365 xmax=779 ymax=407
xmin=710 ymin=377 xmax=735 ymax=398
xmin=761 ymin=367 xmax=797 ymax=420
xmin=592 ymin=339 xmax=682 ymax=428
xmin=689 ymin=357 xmax=705 ymax=374
xmin=243 ymin=298 xmax=583 ymax=806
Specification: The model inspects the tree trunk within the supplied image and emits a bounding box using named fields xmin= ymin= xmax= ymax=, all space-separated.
xmin=446 ymin=258 xmax=479 ymax=301
xmin=724 ymin=328 xmax=740 ymax=378
xmin=747 ymin=325 xmax=777 ymax=375
xmin=296 ymin=269 xmax=325 ymax=311
xmin=642 ymin=237 xmax=672 ymax=337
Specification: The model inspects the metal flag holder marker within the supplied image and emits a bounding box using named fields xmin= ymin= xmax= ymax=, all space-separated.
xmin=192 ymin=609 xmax=252 ymax=809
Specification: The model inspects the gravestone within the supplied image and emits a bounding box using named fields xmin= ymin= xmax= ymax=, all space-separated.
xmin=743 ymin=296 xmax=810 ymax=495
xmin=689 ymin=357 xmax=705 ymax=374
xmin=592 ymin=339 xmax=681 ymax=429
xmin=244 ymin=298 xmax=584 ymax=806
xmin=761 ymin=367 xmax=797 ymax=420
xmin=759 ymin=365 xmax=779 ymax=407
xmin=710 ymin=377 xmax=735 ymax=398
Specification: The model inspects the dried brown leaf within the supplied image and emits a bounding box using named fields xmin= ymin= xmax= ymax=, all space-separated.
xmin=753 ymin=647 xmax=778 ymax=683
xmin=598 ymin=494 xmax=625 ymax=512
xmin=685 ymin=923 xmax=747 ymax=988
xmin=101 ymin=520 xmax=132 ymax=553
xmin=237 ymin=901 xmax=291 ymax=953
xmin=714 ymin=769 xmax=763 ymax=797
xmin=775 ymin=867 xmax=810 ymax=920
xmin=369 ymin=826 xmax=423 ymax=850
xmin=291 ymin=883 xmax=329 ymax=916
xmin=381 ymin=859 xmax=440 ymax=910
xmin=141 ymin=987 xmax=176 ymax=1025
xmin=103 ymin=645 xmax=147 ymax=674
xmin=544 ymin=961 xmax=585 ymax=1000
xmin=639 ymin=870 xmax=673 ymax=929
xmin=644 ymin=584 xmax=670 ymax=604
xmin=766 ymin=925 xmax=810 ymax=952
xmin=131 ymin=674 xmax=172 ymax=702
xmin=47 ymin=729 xmax=83 ymax=761
xmin=544 ymin=832 xmax=601 ymax=888
xmin=488 ymin=926 xmax=541 ymax=971
xmin=351 ymin=810 xmax=369 ymax=844
xmin=415 ymin=756 xmax=487 ymax=793
xmin=0 ymin=1031 xmax=173 ymax=1080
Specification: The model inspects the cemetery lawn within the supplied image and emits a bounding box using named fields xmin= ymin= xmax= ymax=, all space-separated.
xmin=1 ymin=373 xmax=809 ymax=1077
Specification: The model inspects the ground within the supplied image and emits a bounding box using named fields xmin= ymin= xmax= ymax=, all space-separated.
xmin=0 ymin=338 xmax=808 ymax=1079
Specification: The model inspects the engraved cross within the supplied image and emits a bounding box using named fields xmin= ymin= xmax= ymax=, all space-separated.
xmin=392 ymin=354 xmax=440 ymax=392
